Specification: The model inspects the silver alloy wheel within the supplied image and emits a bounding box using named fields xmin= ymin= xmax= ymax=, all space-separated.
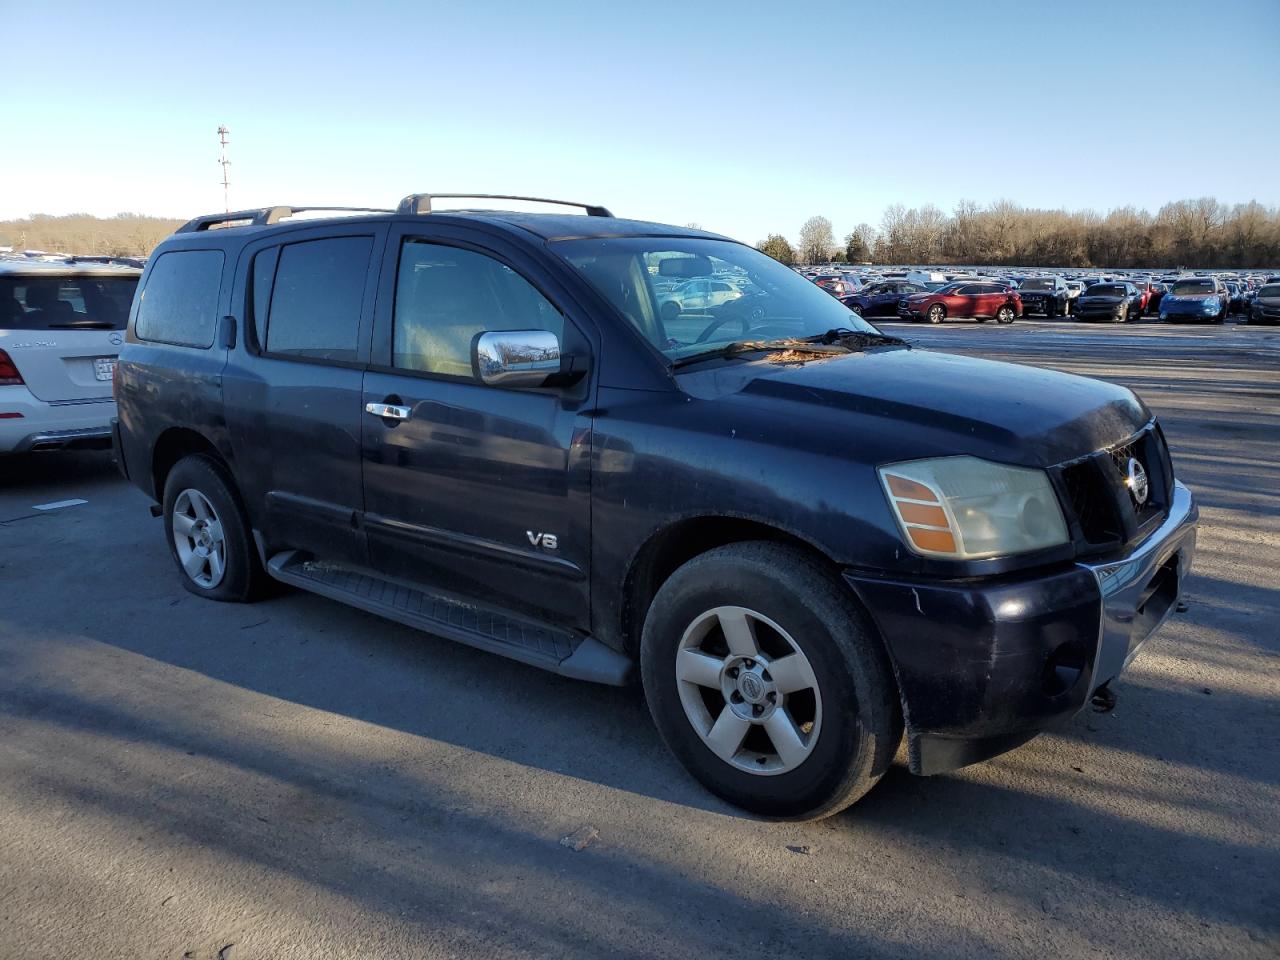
xmin=928 ymin=304 xmax=945 ymax=323
xmin=998 ymin=306 xmax=1014 ymax=323
xmin=172 ymin=488 xmax=227 ymax=589
xmin=675 ymin=605 xmax=823 ymax=776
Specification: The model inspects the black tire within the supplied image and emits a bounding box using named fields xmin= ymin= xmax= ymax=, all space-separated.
xmin=162 ymin=454 xmax=269 ymax=603
xmin=1044 ymin=300 xmax=1056 ymax=319
xmin=640 ymin=542 xmax=901 ymax=820
xmin=927 ymin=303 xmax=946 ymax=324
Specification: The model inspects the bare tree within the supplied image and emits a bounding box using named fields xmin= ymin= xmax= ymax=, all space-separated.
xmin=797 ymin=216 xmax=836 ymax=265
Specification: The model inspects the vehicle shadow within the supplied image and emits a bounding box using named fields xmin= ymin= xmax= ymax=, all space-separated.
xmin=0 ymin=449 xmax=120 ymax=492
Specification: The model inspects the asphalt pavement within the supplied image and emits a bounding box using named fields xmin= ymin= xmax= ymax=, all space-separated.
xmin=1 ymin=319 xmax=1277 ymax=960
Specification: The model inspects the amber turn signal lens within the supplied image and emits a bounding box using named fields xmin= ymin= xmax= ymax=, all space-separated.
xmin=885 ymin=474 xmax=938 ymax=502
xmin=897 ymin=502 xmax=949 ymax=527
xmin=907 ymin=527 xmax=957 ymax=553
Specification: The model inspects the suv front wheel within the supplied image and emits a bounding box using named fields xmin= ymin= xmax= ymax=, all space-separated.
xmin=162 ymin=454 xmax=269 ymax=602
xmin=640 ymin=542 xmax=901 ymax=820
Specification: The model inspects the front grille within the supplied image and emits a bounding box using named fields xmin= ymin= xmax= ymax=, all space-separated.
xmin=1053 ymin=424 xmax=1173 ymax=555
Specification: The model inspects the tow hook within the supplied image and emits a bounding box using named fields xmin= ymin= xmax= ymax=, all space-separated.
xmin=1090 ymin=683 xmax=1117 ymax=713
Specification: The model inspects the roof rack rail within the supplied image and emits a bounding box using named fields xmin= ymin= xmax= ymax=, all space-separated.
xmin=175 ymin=206 xmax=394 ymax=234
xmin=396 ymin=193 xmax=614 ymax=218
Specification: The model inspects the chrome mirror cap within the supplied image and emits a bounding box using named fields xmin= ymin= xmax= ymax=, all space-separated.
xmin=472 ymin=330 xmax=561 ymax=388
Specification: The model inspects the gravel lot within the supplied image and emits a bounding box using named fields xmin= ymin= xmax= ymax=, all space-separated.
xmin=1 ymin=319 xmax=1277 ymax=960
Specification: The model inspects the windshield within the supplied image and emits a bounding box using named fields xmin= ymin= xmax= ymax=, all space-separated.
xmin=554 ymin=237 xmax=877 ymax=362
xmin=1087 ymin=284 xmax=1127 ymax=297
xmin=1 ymin=275 xmax=138 ymax=330
xmin=1171 ymin=280 xmax=1215 ymax=296
xmin=1257 ymin=285 xmax=1280 ymax=299
xmin=1019 ymin=279 xmax=1056 ymax=291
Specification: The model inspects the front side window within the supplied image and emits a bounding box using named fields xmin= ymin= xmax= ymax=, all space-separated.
xmin=393 ymin=241 xmax=564 ymax=378
xmin=265 ymin=236 xmax=372 ymax=362
xmin=554 ymin=237 xmax=875 ymax=363
xmin=135 ymin=250 xmax=224 ymax=347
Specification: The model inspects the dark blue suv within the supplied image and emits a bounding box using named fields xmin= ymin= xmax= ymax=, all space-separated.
xmin=113 ymin=193 xmax=1198 ymax=819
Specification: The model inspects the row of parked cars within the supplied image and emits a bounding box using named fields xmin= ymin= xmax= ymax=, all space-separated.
xmin=802 ymin=266 xmax=1280 ymax=326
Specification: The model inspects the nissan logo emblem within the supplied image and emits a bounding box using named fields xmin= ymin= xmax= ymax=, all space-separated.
xmin=1126 ymin=457 xmax=1149 ymax=506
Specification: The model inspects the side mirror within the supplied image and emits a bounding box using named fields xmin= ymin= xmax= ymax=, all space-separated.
xmin=472 ymin=330 xmax=569 ymax=389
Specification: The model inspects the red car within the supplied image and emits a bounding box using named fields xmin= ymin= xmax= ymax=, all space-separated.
xmin=898 ymin=280 xmax=1022 ymax=324
xmin=1129 ymin=280 xmax=1154 ymax=315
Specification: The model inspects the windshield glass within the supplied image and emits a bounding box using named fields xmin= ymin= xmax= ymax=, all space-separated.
xmin=1257 ymin=285 xmax=1280 ymax=299
xmin=554 ymin=237 xmax=877 ymax=362
xmin=1087 ymin=284 xmax=1127 ymax=297
xmin=1019 ymin=279 xmax=1056 ymax=291
xmin=1171 ymin=280 xmax=1215 ymax=296
xmin=1 ymin=275 xmax=138 ymax=330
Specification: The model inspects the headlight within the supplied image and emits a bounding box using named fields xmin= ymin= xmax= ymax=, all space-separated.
xmin=878 ymin=457 xmax=1069 ymax=560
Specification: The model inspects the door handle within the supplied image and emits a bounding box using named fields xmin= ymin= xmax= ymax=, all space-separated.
xmin=365 ymin=402 xmax=411 ymax=420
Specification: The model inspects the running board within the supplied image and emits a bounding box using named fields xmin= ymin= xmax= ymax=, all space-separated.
xmin=266 ymin=551 xmax=633 ymax=686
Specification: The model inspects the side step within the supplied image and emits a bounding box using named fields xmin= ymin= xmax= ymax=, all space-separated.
xmin=266 ymin=551 xmax=634 ymax=686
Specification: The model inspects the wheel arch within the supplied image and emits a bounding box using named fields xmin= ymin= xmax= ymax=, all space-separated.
xmin=621 ymin=515 xmax=847 ymax=659
xmin=150 ymin=427 xmax=228 ymax=501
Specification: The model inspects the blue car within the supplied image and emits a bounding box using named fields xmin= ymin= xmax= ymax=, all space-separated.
xmin=1160 ymin=277 xmax=1229 ymax=323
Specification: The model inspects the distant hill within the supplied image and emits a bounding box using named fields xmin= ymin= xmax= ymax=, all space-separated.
xmin=0 ymin=213 xmax=185 ymax=258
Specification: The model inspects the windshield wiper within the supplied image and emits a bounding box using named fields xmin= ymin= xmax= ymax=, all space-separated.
xmin=47 ymin=321 xmax=116 ymax=330
xmin=671 ymin=340 xmax=784 ymax=368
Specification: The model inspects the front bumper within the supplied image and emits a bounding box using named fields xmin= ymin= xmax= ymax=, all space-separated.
xmin=846 ymin=480 xmax=1198 ymax=775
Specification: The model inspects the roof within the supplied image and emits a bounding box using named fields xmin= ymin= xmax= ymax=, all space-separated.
xmin=0 ymin=256 xmax=142 ymax=277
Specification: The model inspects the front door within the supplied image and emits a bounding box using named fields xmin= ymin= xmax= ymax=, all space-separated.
xmin=360 ymin=226 xmax=595 ymax=630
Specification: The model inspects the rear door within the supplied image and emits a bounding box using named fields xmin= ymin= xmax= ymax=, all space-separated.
xmin=975 ymin=283 xmax=1006 ymax=317
xmin=223 ymin=224 xmax=385 ymax=566
xmin=0 ymin=270 xmax=138 ymax=401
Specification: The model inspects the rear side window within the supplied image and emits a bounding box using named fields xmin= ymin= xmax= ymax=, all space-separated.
xmin=2 ymin=275 xmax=139 ymax=331
xmin=265 ymin=236 xmax=372 ymax=362
xmin=136 ymin=250 xmax=224 ymax=347
xmin=249 ymin=246 xmax=280 ymax=350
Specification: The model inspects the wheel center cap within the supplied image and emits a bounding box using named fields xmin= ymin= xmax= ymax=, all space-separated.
xmin=738 ymin=672 xmax=765 ymax=704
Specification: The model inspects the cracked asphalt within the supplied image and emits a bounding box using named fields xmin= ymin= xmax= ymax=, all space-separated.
xmin=1 ymin=318 xmax=1277 ymax=959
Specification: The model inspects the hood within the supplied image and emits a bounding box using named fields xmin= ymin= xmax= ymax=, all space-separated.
xmin=676 ymin=347 xmax=1148 ymax=468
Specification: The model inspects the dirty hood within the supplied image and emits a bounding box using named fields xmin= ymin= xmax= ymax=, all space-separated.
xmin=677 ymin=346 xmax=1149 ymax=468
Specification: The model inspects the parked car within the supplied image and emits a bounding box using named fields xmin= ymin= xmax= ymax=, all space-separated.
xmin=113 ymin=195 xmax=1198 ymax=820
xmin=814 ymin=275 xmax=863 ymax=298
xmin=898 ymin=280 xmax=1022 ymax=323
xmin=840 ymin=280 xmax=926 ymax=317
xmin=658 ymin=277 xmax=743 ymax=322
xmin=1017 ymin=277 xmax=1072 ymax=317
xmin=1127 ymin=280 xmax=1155 ymax=316
xmin=1247 ymin=283 xmax=1280 ymax=324
xmin=1225 ymin=281 xmax=1250 ymax=315
xmin=1 ymin=257 xmax=141 ymax=453
xmin=1064 ymin=280 xmax=1086 ymax=312
xmin=1159 ymin=278 xmax=1229 ymax=323
xmin=1075 ymin=282 xmax=1144 ymax=323
xmin=1146 ymin=281 xmax=1170 ymax=315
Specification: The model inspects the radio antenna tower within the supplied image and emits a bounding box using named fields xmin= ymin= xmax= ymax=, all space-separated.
xmin=217 ymin=125 xmax=231 ymax=213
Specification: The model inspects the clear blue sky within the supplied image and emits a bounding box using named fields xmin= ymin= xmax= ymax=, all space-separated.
xmin=3 ymin=0 xmax=1276 ymax=244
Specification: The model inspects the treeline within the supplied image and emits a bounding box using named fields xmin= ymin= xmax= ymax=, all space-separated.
xmin=758 ymin=199 xmax=1280 ymax=269
xmin=0 ymin=213 xmax=185 ymax=258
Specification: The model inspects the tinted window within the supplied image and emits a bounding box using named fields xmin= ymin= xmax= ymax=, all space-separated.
xmin=1257 ymin=285 xmax=1280 ymax=298
xmin=1 ymin=275 xmax=138 ymax=331
xmin=250 ymin=246 xmax=279 ymax=350
xmin=135 ymin=250 xmax=224 ymax=347
xmin=394 ymin=241 xmax=564 ymax=378
xmin=956 ymin=285 xmax=980 ymax=295
xmin=1171 ymin=279 xmax=1215 ymax=296
xmin=265 ymin=236 xmax=372 ymax=361
xmin=1020 ymin=278 xmax=1056 ymax=291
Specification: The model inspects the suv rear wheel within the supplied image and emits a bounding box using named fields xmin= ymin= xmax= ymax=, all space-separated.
xmin=640 ymin=542 xmax=900 ymax=820
xmin=162 ymin=454 xmax=269 ymax=602
xmin=996 ymin=305 xmax=1016 ymax=324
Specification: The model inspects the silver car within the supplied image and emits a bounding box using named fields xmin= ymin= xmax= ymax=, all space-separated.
xmin=0 ymin=257 xmax=141 ymax=453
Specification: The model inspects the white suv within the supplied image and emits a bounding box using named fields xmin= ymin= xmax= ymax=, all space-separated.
xmin=1 ymin=257 xmax=141 ymax=453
